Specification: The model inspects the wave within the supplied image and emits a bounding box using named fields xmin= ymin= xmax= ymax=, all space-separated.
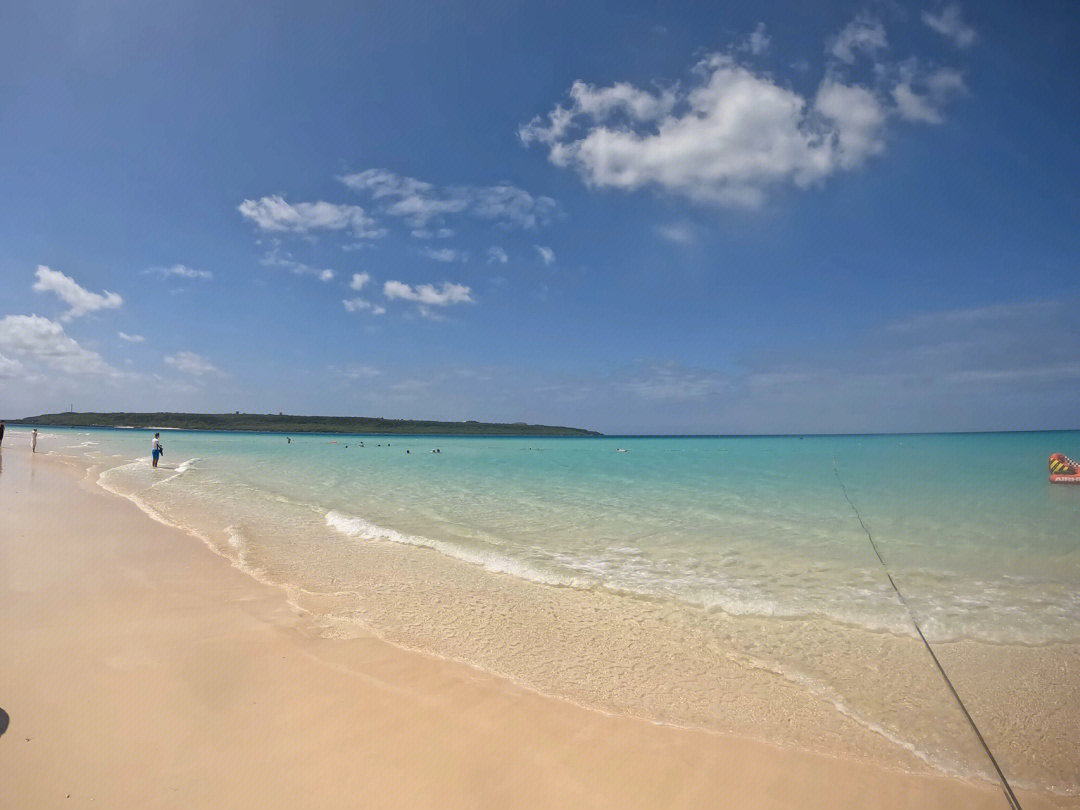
xmin=325 ymin=510 xmax=596 ymax=588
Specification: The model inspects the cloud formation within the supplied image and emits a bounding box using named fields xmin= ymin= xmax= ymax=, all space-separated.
xmin=118 ymin=331 xmax=145 ymax=343
xmin=0 ymin=314 xmax=118 ymax=376
xmin=238 ymin=195 xmax=383 ymax=238
xmin=163 ymin=350 xmax=223 ymax=377
xmin=342 ymin=297 xmax=386 ymax=314
xmin=827 ymin=13 xmax=887 ymax=63
xmin=383 ymin=280 xmax=474 ymax=307
xmin=339 ymin=169 xmax=559 ymax=230
xmin=148 ymin=264 xmax=213 ymax=280
xmin=535 ymin=245 xmax=555 ymax=265
xmin=32 ymin=265 xmax=123 ymax=321
xmin=922 ymin=4 xmax=977 ymax=48
xmin=520 ymin=17 xmax=967 ymax=208
xmin=422 ymin=247 xmax=468 ymax=263
xmin=487 ymin=246 xmax=509 ymax=264
xmin=349 ymin=272 xmax=371 ymax=291
xmin=260 ymin=244 xmax=337 ymax=281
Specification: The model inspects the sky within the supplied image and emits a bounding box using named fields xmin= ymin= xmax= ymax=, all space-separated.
xmin=1 ymin=0 xmax=1078 ymax=434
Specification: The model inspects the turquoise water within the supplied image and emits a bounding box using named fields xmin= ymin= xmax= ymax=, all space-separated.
xmin=37 ymin=426 xmax=1080 ymax=644
xmin=14 ymin=426 xmax=1080 ymax=793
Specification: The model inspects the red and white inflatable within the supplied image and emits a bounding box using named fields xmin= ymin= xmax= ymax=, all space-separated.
xmin=1049 ymin=453 xmax=1080 ymax=484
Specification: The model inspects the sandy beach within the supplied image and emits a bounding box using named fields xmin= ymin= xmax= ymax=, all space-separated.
xmin=0 ymin=446 xmax=1067 ymax=810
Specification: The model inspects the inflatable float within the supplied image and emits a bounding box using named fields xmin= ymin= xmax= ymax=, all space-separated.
xmin=1049 ymin=453 xmax=1080 ymax=483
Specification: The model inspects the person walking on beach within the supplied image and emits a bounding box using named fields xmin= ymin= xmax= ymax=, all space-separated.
xmin=152 ymin=432 xmax=163 ymax=468
xmin=31 ymin=428 xmax=38 ymax=453
xmin=0 ymin=420 xmax=5 ymax=447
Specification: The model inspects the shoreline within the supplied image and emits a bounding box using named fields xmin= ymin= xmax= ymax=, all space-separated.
xmin=1 ymin=445 xmax=1071 ymax=808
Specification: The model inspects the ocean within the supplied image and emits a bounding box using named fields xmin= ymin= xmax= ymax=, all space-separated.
xmin=13 ymin=426 xmax=1080 ymax=797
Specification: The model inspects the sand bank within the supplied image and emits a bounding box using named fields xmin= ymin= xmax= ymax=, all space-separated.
xmin=0 ymin=448 xmax=1065 ymax=809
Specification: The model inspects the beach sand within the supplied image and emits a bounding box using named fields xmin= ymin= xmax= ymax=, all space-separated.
xmin=0 ymin=448 xmax=1066 ymax=809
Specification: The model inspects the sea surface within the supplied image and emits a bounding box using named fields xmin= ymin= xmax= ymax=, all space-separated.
xmin=14 ymin=426 xmax=1080 ymax=798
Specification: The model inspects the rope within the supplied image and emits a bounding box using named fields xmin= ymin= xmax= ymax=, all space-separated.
xmin=832 ymin=458 xmax=1023 ymax=810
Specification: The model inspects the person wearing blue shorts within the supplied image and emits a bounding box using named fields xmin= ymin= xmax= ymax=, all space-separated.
xmin=152 ymin=432 xmax=163 ymax=468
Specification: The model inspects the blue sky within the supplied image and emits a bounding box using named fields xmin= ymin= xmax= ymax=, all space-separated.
xmin=1 ymin=1 xmax=1078 ymax=434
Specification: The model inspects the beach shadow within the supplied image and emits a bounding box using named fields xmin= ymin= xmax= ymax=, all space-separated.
xmin=0 ymin=707 xmax=8 ymax=737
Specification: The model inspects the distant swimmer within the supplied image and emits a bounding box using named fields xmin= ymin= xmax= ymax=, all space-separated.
xmin=616 ymin=448 xmax=628 ymax=453
xmin=287 ymin=437 xmax=291 ymax=444
xmin=152 ymin=432 xmax=163 ymax=468
xmin=31 ymin=428 xmax=38 ymax=453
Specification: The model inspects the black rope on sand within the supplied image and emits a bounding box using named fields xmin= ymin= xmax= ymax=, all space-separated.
xmin=832 ymin=458 xmax=1023 ymax=810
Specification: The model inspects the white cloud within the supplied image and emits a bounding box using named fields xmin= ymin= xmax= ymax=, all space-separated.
xmin=238 ymin=195 xmax=384 ymax=238
xmin=339 ymin=169 xmax=559 ymax=229
xmin=349 ymin=272 xmax=371 ymax=291
xmin=163 ymin=351 xmax=223 ymax=377
xmin=342 ymin=297 xmax=385 ymax=314
xmin=0 ymin=314 xmax=119 ymax=376
xmin=534 ymin=245 xmax=556 ymax=265
xmin=521 ymin=26 xmax=964 ymax=208
xmin=260 ymin=245 xmax=337 ymax=282
xmin=657 ymin=223 xmax=695 ymax=244
xmin=0 ymin=353 xmax=23 ymax=377
xmin=487 ymin=246 xmax=509 ymax=264
xmin=815 ymin=79 xmax=887 ymax=168
xmin=383 ymin=280 xmax=474 ymax=307
xmin=742 ymin=22 xmax=771 ymax=56
xmin=892 ymin=66 xmax=967 ymax=124
xmin=922 ymin=5 xmax=976 ymax=48
xmin=827 ymin=13 xmax=888 ymax=64
xmin=422 ymin=247 xmax=467 ymax=263
xmin=118 ymin=331 xmax=145 ymax=343
xmin=412 ymin=227 xmax=454 ymax=239
xmin=148 ymin=264 xmax=212 ymax=280
xmin=32 ymin=265 xmax=123 ymax=321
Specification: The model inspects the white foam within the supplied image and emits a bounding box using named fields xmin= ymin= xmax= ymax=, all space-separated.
xmin=325 ymin=510 xmax=594 ymax=588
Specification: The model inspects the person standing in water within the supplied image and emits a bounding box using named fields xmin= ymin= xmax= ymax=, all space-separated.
xmin=31 ymin=428 xmax=38 ymax=453
xmin=0 ymin=420 xmax=5 ymax=447
xmin=152 ymin=432 xmax=163 ymax=468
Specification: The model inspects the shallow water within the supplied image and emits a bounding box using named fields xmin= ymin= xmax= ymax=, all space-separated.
xmin=16 ymin=426 xmax=1080 ymax=797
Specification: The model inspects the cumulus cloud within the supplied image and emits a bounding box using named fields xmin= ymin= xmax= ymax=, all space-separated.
xmin=148 ymin=264 xmax=212 ymax=280
xmin=32 ymin=265 xmax=123 ymax=321
xmin=0 ymin=314 xmax=119 ymax=376
xmin=383 ymin=280 xmax=474 ymax=307
xmin=163 ymin=350 xmax=223 ymax=377
xmin=520 ymin=19 xmax=967 ymax=208
xmin=0 ymin=353 xmax=24 ymax=377
xmin=535 ymin=245 xmax=555 ymax=265
xmin=827 ymin=13 xmax=888 ymax=63
xmin=487 ymin=246 xmax=509 ymax=264
xmin=922 ymin=4 xmax=977 ymax=48
xmin=339 ymin=169 xmax=559 ymax=230
xmin=342 ymin=297 xmax=386 ymax=314
xmin=892 ymin=65 xmax=967 ymax=124
xmin=238 ymin=195 xmax=384 ymax=238
xmin=118 ymin=331 xmax=145 ymax=343
xmin=349 ymin=272 xmax=371 ymax=291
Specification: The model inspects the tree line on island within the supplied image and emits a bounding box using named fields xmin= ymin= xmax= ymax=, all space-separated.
xmin=9 ymin=412 xmax=602 ymax=437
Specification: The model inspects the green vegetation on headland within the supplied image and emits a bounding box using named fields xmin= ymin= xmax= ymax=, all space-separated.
xmin=9 ymin=412 xmax=602 ymax=437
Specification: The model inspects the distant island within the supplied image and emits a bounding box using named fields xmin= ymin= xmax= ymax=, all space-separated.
xmin=9 ymin=412 xmax=602 ymax=437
